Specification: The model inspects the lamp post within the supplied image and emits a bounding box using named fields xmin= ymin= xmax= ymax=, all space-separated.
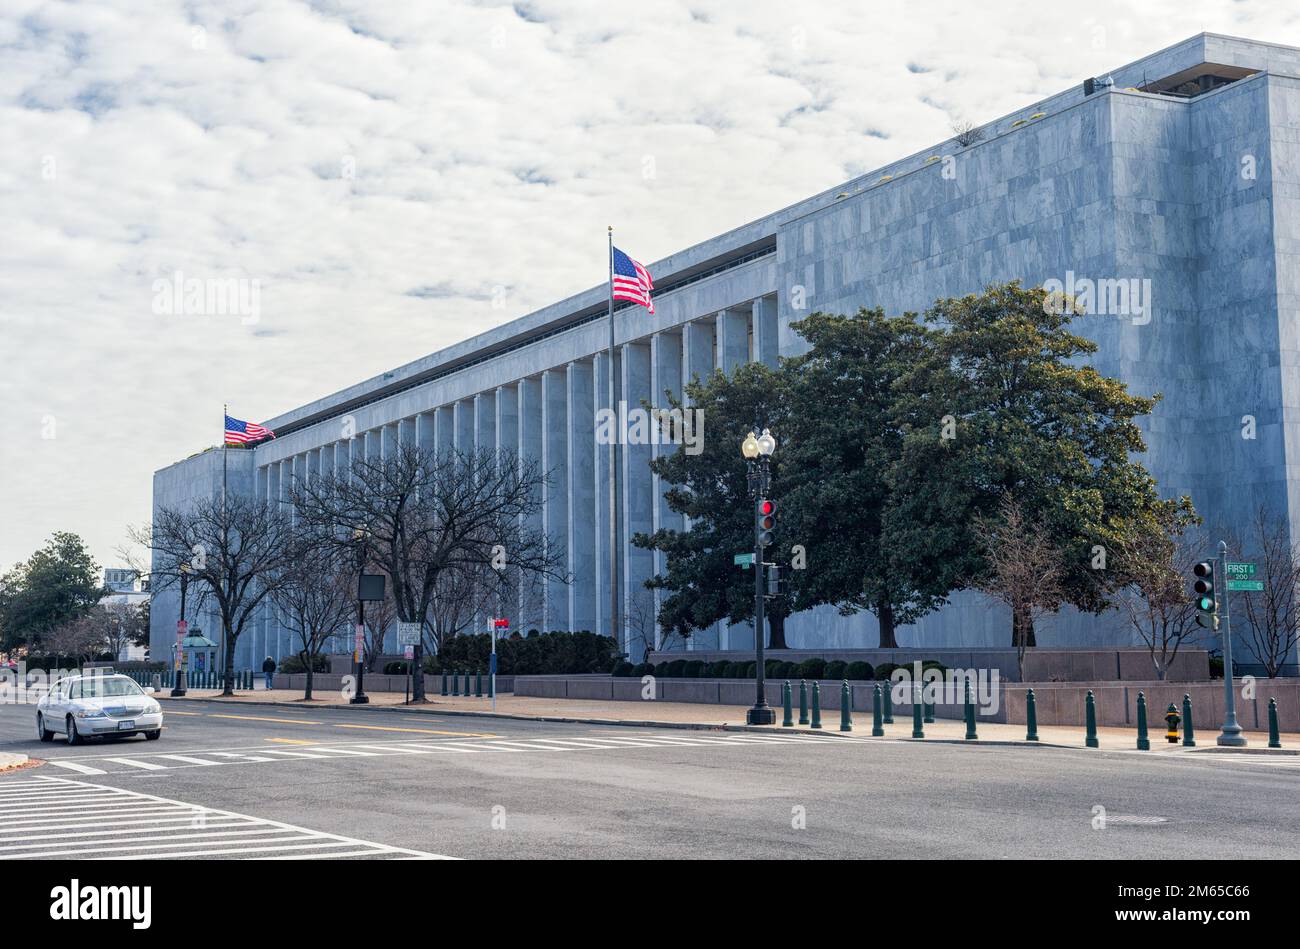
xmin=1216 ymin=539 xmax=1246 ymax=746
xmin=742 ymin=426 xmax=777 ymax=726
xmin=351 ymin=528 xmax=370 ymax=705
xmin=170 ymin=564 xmax=189 ymax=697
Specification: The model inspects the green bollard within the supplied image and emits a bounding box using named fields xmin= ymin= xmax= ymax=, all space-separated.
xmin=475 ymin=669 xmax=483 ymax=697
xmin=872 ymin=684 xmax=885 ymax=736
xmin=782 ymin=681 xmax=793 ymax=727
xmin=452 ymin=670 xmax=460 ymax=696
xmin=924 ymin=696 xmax=935 ymax=724
xmin=1269 ymin=698 xmax=1281 ymax=749
xmin=463 ymin=671 xmax=471 ymax=696
xmin=441 ymin=671 xmax=448 ymax=696
xmin=840 ymin=680 xmax=852 ymax=732
xmin=1182 ymin=693 xmax=1195 ymax=747
xmin=911 ymin=684 xmax=925 ymax=739
xmin=1085 ymin=690 xmax=1099 ymax=748
xmin=1026 ymin=688 xmax=1039 ymax=741
xmin=798 ymin=680 xmax=809 ymax=725
xmin=1136 ymin=691 xmax=1150 ymax=751
xmin=964 ymin=680 xmax=977 ymax=740
xmin=810 ymin=682 xmax=822 ymax=729
xmin=882 ymin=679 xmax=894 ymax=724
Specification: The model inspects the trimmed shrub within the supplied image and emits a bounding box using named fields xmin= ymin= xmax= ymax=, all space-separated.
xmin=278 ymin=654 xmax=330 ymax=674
xmin=611 ymin=661 xmax=635 ymax=677
xmin=796 ymin=658 xmax=827 ymax=680
xmin=684 ymin=659 xmax=706 ymax=678
xmin=708 ymin=660 xmax=731 ymax=678
xmin=383 ymin=660 xmax=412 ymax=675
xmin=824 ymin=659 xmax=848 ymax=680
xmin=631 ymin=662 xmax=654 ymax=678
xmin=664 ymin=658 xmax=687 ymax=678
xmin=874 ymin=661 xmax=899 ymax=681
xmin=846 ymin=661 xmax=874 ymax=680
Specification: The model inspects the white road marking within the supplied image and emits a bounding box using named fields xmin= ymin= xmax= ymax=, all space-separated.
xmin=103 ymin=757 xmax=169 ymax=771
xmin=0 ymin=776 xmax=449 ymax=860
xmin=47 ymin=761 xmax=108 ymax=775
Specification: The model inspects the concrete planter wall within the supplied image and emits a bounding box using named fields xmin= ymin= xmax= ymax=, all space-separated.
xmin=514 ymin=674 xmax=1300 ymax=731
xmin=271 ymin=673 xmax=514 ymax=695
xmin=644 ymin=647 xmax=1210 ymax=683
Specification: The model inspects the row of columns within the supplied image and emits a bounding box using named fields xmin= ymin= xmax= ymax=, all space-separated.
xmin=252 ymin=296 xmax=779 ymax=659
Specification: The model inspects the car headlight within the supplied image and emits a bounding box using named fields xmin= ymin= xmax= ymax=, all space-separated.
xmin=74 ymin=707 xmax=107 ymax=718
xmin=144 ymin=702 xmax=161 ymax=715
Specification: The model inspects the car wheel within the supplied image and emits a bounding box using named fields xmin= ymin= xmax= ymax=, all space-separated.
xmin=36 ymin=713 xmax=53 ymax=743
xmin=145 ymin=729 xmax=161 ymax=741
xmin=66 ymin=716 xmax=83 ymax=745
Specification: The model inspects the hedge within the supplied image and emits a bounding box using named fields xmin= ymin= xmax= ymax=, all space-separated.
xmin=420 ymin=630 xmax=619 ymax=676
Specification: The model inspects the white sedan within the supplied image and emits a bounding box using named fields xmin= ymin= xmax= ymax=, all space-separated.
xmin=36 ymin=674 xmax=164 ymax=744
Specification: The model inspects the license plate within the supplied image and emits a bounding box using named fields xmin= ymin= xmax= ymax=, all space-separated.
xmin=117 ymin=720 xmax=135 ymax=730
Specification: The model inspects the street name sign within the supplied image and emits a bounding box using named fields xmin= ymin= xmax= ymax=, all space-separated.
xmin=1225 ymin=561 xmax=1262 ymax=592
xmin=734 ymin=553 xmax=754 ymax=568
xmin=397 ymin=622 xmax=421 ymax=646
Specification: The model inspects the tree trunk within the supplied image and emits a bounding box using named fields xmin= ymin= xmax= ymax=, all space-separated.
xmin=768 ymin=613 xmax=787 ymax=650
xmin=1012 ymin=606 xmax=1036 ymax=648
xmin=221 ymin=625 xmax=235 ymax=696
xmin=304 ymin=661 xmax=314 ymax=702
xmin=877 ymin=600 xmax=898 ymax=648
xmin=411 ymin=643 xmax=426 ymax=701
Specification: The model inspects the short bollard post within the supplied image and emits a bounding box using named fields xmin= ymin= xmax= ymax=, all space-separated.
xmin=923 ymin=695 xmax=935 ymax=724
xmin=911 ymin=684 xmax=925 ymax=739
xmin=964 ymin=680 xmax=978 ymax=740
xmin=872 ymin=684 xmax=885 ymax=737
xmin=1182 ymin=693 xmax=1196 ymax=747
xmin=452 ymin=670 xmax=461 ymax=696
xmin=1269 ymin=698 xmax=1281 ymax=749
xmin=463 ymin=670 xmax=471 ymax=696
xmin=441 ymin=671 xmax=448 ymax=696
xmin=782 ymin=681 xmax=793 ymax=727
xmin=840 ymin=680 xmax=852 ymax=732
xmin=475 ymin=669 xmax=483 ymax=697
xmin=1026 ymin=688 xmax=1039 ymax=741
xmin=810 ymin=682 xmax=822 ymax=729
xmin=1085 ymin=690 xmax=1099 ymax=748
xmin=798 ymin=680 xmax=809 ymax=725
xmin=882 ymin=679 xmax=894 ymax=723
xmin=1136 ymin=691 xmax=1150 ymax=751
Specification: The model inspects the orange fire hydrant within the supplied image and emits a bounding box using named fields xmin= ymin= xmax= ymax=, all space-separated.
xmin=1165 ymin=704 xmax=1181 ymax=744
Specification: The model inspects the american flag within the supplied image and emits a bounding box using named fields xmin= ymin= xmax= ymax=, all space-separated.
xmin=612 ymin=246 xmax=654 ymax=314
xmin=224 ymin=414 xmax=275 ymax=446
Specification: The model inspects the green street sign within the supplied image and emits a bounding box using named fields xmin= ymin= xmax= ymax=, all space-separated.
xmin=734 ymin=553 xmax=754 ymax=568
xmin=1227 ymin=579 xmax=1265 ymax=592
xmin=1225 ymin=561 xmax=1257 ymax=578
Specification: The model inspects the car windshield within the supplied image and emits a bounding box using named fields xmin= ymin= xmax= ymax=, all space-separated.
xmin=76 ymin=677 xmax=145 ymax=699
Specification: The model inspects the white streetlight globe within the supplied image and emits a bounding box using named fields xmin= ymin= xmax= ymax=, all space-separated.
xmin=757 ymin=428 xmax=776 ymax=456
xmin=741 ymin=431 xmax=760 ymax=459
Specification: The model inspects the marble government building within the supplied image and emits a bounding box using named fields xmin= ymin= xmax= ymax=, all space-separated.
xmin=151 ymin=34 xmax=1300 ymax=669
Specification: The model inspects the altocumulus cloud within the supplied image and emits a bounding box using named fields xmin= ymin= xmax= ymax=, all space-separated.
xmin=1 ymin=0 xmax=1297 ymax=567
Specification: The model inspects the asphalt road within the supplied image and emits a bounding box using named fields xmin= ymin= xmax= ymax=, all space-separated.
xmin=2 ymin=696 xmax=1298 ymax=859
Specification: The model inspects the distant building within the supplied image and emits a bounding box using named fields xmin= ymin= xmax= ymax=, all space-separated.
xmin=100 ymin=569 xmax=149 ymax=662
xmin=153 ymin=35 xmax=1300 ymax=672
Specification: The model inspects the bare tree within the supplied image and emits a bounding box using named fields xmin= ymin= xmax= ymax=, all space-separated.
xmin=269 ymin=535 xmax=354 ymax=700
xmin=1112 ymin=507 xmax=1204 ymax=679
xmin=293 ymin=444 xmax=565 ymax=701
xmin=974 ymin=494 xmax=1065 ymax=680
xmin=45 ymin=612 xmax=107 ymax=666
xmin=130 ymin=493 xmax=298 ymax=696
xmin=1228 ymin=506 xmax=1300 ymax=678
xmin=952 ymin=119 xmax=985 ymax=147
xmin=362 ymin=584 xmax=396 ymax=673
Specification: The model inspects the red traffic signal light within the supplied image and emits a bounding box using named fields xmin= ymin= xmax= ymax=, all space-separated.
xmin=757 ymin=498 xmax=775 ymax=546
xmin=760 ymin=499 xmax=774 ymax=516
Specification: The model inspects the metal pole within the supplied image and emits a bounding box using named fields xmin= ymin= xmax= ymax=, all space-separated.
xmin=171 ymin=571 xmax=188 ymax=697
xmin=607 ymin=226 xmax=619 ymax=655
xmin=1217 ymin=540 xmax=1245 ymax=746
xmin=747 ymin=455 xmax=774 ymax=725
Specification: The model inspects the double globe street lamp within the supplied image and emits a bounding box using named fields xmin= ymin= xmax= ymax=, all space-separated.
xmin=741 ymin=426 xmax=777 ymax=725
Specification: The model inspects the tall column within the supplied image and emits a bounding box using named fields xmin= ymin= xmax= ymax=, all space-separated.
xmin=542 ymin=368 xmax=569 ymax=631
xmin=650 ymin=331 xmax=684 ymax=651
xmin=417 ymin=412 xmax=435 ymax=453
xmin=434 ymin=405 xmax=454 ymax=457
xmin=517 ymin=376 xmax=544 ymax=632
xmin=566 ymin=360 xmax=597 ymax=633
xmin=454 ymin=400 xmax=473 ymax=452
xmin=716 ymin=308 xmax=748 ymax=374
xmin=399 ymin=417 xmax=416 ymax=449
xmin=682 ymin=320 xmax=714 ymax=394
xmin=621 ymin=341 xmax=653 ymax=660
xmin=753 ymin=295 xmax=779 ymax=368
xmin=496 ymin=385 xmax=519 ymax=465
xmin=474 ymin=391 xmax=496 ymax=455
xmin=593 ymin=349 xmax=621 ymax=641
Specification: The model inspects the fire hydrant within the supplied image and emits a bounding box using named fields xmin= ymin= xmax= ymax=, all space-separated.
xmin=1165 ymin=703 xmax=1181 ymax=744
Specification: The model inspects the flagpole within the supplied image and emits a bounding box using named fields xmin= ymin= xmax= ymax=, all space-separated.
xmin=607 ymin=226 xmax=619 ymax=653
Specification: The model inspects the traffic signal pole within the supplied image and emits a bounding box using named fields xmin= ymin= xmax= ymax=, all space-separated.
xmin=1216 ymin=540 xmax=1246 ymax=746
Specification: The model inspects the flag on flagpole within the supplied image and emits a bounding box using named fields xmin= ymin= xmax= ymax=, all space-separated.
xmin=224 ymin=415 xmax=275 ymax=446
xmin=611 ymin=246 xmax=654 ymax=314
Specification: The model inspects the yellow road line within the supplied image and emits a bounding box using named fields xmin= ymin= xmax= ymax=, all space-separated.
xmin=332 ymin=723 xmax=499 ymax=738
xmin=209 ymin=713 xmax=323 ymax=725
xmin=265 ymin=737 xmax=317 ymax=745
xmin=163 ymin=710 xmax=203 ymax=716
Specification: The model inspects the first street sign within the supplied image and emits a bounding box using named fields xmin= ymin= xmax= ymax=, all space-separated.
xmin=734 ymin=553 xmax=754 ymax=568
xmin=1225 ymin=561 xmax=1263 ymax=592
xmin=1225 ymin=561 xmax=1257 ymax=578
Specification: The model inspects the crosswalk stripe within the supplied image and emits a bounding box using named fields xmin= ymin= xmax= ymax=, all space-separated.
xmin=300 ymin=747 xmax=377 ymax=757
xmin=103 ymin=757 xmax=169 ymax=771
xmin=209 ymin=752 xmax=276 ymax=762
xmin=47 ymin=761 xmax=107 ymax=775
xmin=257 ymin=750 xmax=330 ymax=759
xmin=155 ymin=755 xmax=222 ymax=766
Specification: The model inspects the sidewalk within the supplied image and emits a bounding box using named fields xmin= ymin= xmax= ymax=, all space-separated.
xmin=158 ymin=688 xmax=1300 ymax=754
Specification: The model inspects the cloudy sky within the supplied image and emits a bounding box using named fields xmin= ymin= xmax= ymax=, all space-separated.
xmin=2 ymin=0 xmax=1298 ymax=573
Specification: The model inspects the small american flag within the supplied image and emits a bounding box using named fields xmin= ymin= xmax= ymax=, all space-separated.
xmin=224 ymin=414 xmax=275 ymax=446
xmin=612 ymin=246 xmax=654 ymax=314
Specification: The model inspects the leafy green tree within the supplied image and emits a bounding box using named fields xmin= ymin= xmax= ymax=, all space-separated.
xmin=890 ymin=281 xmax=1182 ymax=645
xmin=636 ymin=362 xmax=792 ymax=647
xmin=0 ymin=532 xmax=104 ymax=650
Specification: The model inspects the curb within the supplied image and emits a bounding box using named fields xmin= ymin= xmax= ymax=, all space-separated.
xmin=0 ymin=752 xmax=30 ymax=772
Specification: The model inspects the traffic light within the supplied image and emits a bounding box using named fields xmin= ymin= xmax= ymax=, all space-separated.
xmin=766 ymin=564 xmax=782 ymax=598
xmin=1193 ymin=561 xmax=1219 ymax=630
xmin=757 ymin=498 xmax=775 ymax=547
